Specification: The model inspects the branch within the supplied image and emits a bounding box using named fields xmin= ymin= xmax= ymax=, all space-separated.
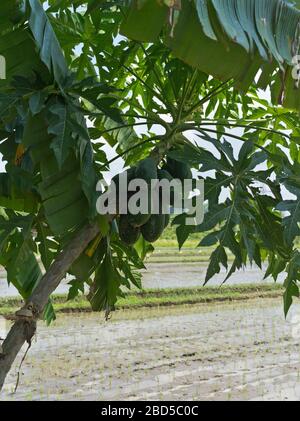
xmin=0 ymin=221 xmax=101 ymax=391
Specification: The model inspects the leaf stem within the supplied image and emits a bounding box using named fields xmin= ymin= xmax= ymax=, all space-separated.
xmin=198 ymin=122 xmax=291 ymax=139
xmin=99 ymin=135 xmax=163 ymax=170
xmin=99 ymin=48 xmax=166 ymax=106
xmin=185 ymin=79 xmax=234 ymax=117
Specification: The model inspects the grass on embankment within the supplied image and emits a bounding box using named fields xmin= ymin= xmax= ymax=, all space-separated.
xmin=0 ymin=284 xmax=283 ymax=317
xmin=154 ymin=239 xmax=200 ymax=248
xmin=150 ymin=241 xmax=234 ymax=262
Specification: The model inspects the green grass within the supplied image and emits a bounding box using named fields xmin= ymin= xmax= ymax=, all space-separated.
xmin=148 ymin=257 xmax=214 ymax=264
xmin=154 ymin=239 xmax=199 ymax=248
xmin=159 ymin=224 xmax=203 ymax=241
xmin=147 ymin=244 xmax=233 ymax=263
xmin=0 ymin=284 xmax=283 ymax=317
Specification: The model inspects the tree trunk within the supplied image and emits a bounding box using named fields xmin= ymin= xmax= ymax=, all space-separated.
xmin=0 ymin=222 xmax=100 ymax=391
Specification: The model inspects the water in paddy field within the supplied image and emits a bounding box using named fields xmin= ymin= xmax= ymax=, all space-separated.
xmin=0 ymin=248 xmax=295 ymax=402
xmin=142 ymin=262 xmax=284 ymax=289
xmin=1 ymin=301 xmax=300 ymax=400
xmin=0 ymin=258 xmax=284 ymax=298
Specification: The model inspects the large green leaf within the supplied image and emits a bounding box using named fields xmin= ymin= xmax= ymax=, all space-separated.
xmin=0 ymin=212 xmax=41 ymax=298
xmin=0 ymin=211 xmax=56 ymax=323
xmin=283 ymin=250 xmax=300 ymax=316
xmin=22 ymin=110 xmax=90 ymax=236
xmin=0 ymin=0 xmax=26 ymax=32
xmin=120 ymin=0 xmax=168 ymax=42
xmin=88 ymin=251 xmax=121 ymax=312
xmin=277 ymin=181 xmax=300 ymax=245
xmin=0 ymin=0 xmax=69 ymax=88
xmin=28 ymin=0 xmax=69 ymax=87
xmin=47 ymin=101 xmax=75 ymax=168
xmin=173 ymin=135 xmax=288 ymax=283
xmin=0 ymin=170 xmax=39 ymax=213
xmin=0 ymin=27 xmax=49 ymax=88
xmin=121 ymin=0 xmax=300 ymax=109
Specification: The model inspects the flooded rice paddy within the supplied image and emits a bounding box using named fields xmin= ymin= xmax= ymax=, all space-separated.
xmin=0 ymin=247 xmax=296 ymax=401
xmin=0 ymin=262 xmax=284 ymax=298
xmin=1 ymin=299 xmax=300 ymax=401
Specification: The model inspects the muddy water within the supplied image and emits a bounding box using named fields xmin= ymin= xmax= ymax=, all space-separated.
xmin=1 ymin=299 xmax=300 ymax=401
xmin=0 ymin=262 xmax=284 ymax=298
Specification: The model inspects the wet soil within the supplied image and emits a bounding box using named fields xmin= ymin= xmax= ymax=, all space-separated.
xmin=1 ymin=299 xmax=299 ymax=401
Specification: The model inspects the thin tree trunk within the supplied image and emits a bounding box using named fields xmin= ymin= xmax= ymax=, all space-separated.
xmin=0 ymin=222 xmax=100 ymax=391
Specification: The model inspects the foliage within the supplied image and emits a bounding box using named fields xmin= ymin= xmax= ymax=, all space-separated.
xmin=0 ymin=0 xmax=300 ymax=321
xmin=120 ymin=0 xmax=300 ymax=110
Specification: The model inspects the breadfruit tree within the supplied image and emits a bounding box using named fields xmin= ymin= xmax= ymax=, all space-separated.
xmin=0 ymin=0 xmax=300 ymax=389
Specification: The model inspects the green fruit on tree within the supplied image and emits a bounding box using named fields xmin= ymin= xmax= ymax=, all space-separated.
xmin=164 ymin=213 xmax=170 ymax=228
xmin=128 ymin=157 xmax=157 ymax=227
xmin=119 ymin=215 xmax=141 ymax=246
xmin=112 ymin=166 xmax=136 ymax=198
xmin=158 ymin=168 xmax=175 ymax=209
xmin=128 ymin=212 xmax=151 ymax=228
xmin=135 ymin=157 xmax=157 ymax=182
xmin=164 ymin=157 xmax=192 ymax=182
xmin=157 ymin=169 xmax=173 ymax=182
xmin=141 ymin=214 xmax=165 ymax=243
